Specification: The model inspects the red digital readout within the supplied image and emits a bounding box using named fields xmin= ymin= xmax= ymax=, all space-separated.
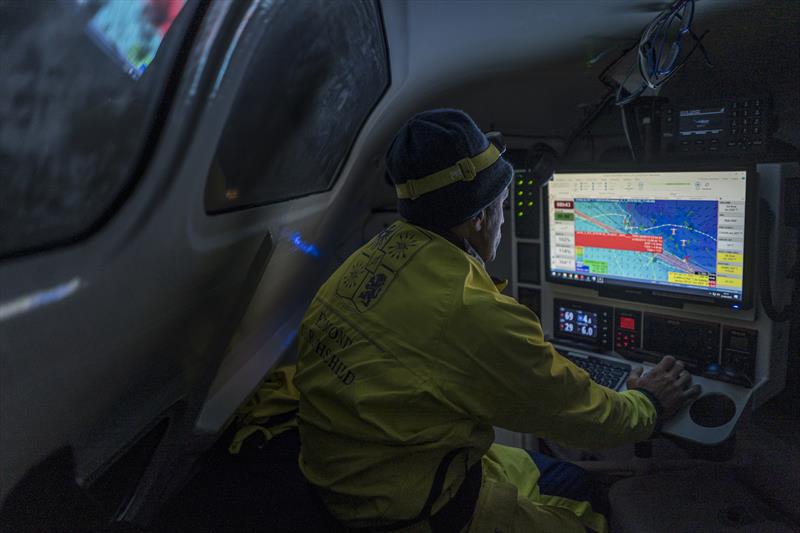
xmin=554 ymin=200 xmax=574 ymax=209
xmin=619 ymin=316 xmax=636 ymax=330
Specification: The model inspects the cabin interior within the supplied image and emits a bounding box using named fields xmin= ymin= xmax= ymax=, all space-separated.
xmin=1 ymin=0 xmax=799 ymax=531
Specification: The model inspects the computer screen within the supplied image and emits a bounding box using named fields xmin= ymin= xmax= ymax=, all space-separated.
xmin=545 ymin=169 xmax=753 ymax=308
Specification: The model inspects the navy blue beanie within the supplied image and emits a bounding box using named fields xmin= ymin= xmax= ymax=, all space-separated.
xmin=385 ymin=108 xmax=514 ymax=229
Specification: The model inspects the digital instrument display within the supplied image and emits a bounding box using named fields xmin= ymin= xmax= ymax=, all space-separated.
xmin=559 ymin=308 xmax=599 ymax=339
xmin=614 ymin=308 xmax=642 ymax=351
xmin=552 ymin=299 xmax=612 ymax=350
xmin=661 ymin=97 xmax=768 ymax=156
xmin=679 ymin=107 xmax=726 ymax=136
xmin=546 ymin=169 xmax=753 ymax=308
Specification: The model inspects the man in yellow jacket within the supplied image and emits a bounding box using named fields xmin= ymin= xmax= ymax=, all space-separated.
xmin=294 ymin=109 xmax=700 ymax=532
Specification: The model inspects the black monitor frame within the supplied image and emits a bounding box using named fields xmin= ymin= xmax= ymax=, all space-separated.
xmin=542 ymin=163 xmax=757 ymax=310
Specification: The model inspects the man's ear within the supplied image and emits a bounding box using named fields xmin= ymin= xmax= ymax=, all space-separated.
xmin=472 ymin=210 xmax=486 ymax=231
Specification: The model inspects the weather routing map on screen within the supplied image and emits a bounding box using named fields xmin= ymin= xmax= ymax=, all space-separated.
xmin=547 ymin=170 xmax=748 ymax=303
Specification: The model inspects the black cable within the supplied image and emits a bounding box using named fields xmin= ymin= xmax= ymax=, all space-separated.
xmin=613 ymin=0 xmax=712 ymax=108
xmin=563 ymin=90 xmax=615 ymax=158
xmin=620 ymin=105 xmax=637 ymax=161
xmin=561 ymin=39 xmax=642 ymax=159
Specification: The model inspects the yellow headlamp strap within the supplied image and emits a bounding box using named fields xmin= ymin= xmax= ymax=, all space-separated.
xmin=395 ymin=143 xmax=501 ymax=200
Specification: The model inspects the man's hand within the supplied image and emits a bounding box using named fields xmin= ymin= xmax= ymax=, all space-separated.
xmin=626 ymin=356 xmax=701 ymax=420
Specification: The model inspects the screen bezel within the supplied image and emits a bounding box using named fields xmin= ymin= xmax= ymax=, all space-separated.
xmin=542 ymin=164 xmax=757 ymax=310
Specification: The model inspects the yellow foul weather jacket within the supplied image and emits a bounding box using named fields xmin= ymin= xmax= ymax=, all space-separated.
xmin=294 ymin=220 xmax=657 ymax=532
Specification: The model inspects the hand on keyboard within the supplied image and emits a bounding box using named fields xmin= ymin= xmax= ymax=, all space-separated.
xmin=626 ymin=356 xmax=702 ymax=420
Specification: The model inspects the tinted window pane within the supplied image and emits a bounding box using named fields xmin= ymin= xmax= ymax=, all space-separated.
xmin=0 ymin=0 xmax=191 ymax=257
xmin=205 ymin=0 xmax=388 ymax=212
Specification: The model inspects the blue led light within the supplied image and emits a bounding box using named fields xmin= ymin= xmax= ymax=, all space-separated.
xmin=291 ymin=232 xmax=320 ymax=258
xmin=732 ymin=304 xmax=740 ymax=309
xmin=281 ymin=329 xmax=298 ymax=349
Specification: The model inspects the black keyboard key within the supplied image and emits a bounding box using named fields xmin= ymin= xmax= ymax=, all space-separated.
xmin=565 ymin=353 xmax=631 ymax=390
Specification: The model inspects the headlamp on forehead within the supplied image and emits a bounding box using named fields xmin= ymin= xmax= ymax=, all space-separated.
xmin=395 ymin=131 xmax=507 ymax=200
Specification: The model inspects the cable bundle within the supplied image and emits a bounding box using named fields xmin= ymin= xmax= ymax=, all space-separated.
xmin=563 ymin=0 xmax=713 ymax=160
xmin=616 ymin=0 xmax=712 ymax=106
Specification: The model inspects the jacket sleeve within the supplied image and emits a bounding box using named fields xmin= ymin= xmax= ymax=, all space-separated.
xmin=435 ymin=279 xmax=657 ymax=450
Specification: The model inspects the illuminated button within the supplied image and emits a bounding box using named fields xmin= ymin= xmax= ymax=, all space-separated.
xmin=517 ymin=179 xmax=524 ymax=185
xmin=517 ymin=201 xmax=523 ymax=206
xmin=527 ymin=201 xmax=534 ymax=206
xmin=527 ymin=180 xmax=534 ymax=185
xmin=517 ymin=191 xmax=523 ymax=196
xmin=517 ymin=211 xmax=524 ymax=217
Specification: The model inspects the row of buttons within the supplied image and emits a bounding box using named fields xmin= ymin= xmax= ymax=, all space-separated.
xmin=732 ymin=108 xmax=761 ymax=117
xmin=680 ymin=139 xmax=720 ymax=145
xmin=730 ymin=100 xmax=767 ymax=150
xmin=732 ymin=99 xmax=763 ymax=108
xmin=731 ymin=117 xmax=761 ymax=126
xmin=566 ymin=355 xmax=629 ymax=390
xmin=615 ymin=331 xmax=639 ymax=350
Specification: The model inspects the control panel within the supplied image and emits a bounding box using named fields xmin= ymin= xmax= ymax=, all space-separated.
xmin=614 ymin=308 xmax=642 ymax=351
xmin=661 ymin=96 xmax=770 ymax=157
xmin=553 ymin=299 xmax=612 ymax=351
xmin=552 ymin=300 xmax=758 ymax=388
xmin=641 ymin=314 xmax=720 ymax=372
xmin=720 ymin=326 xmax=758 ymax=387
xmin=508 ymin=149 xmax=541 ymax=239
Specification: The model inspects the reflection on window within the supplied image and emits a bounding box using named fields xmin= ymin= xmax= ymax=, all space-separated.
xmin=0 ymin=1 xmax=192 ymax=257
xmin=204 ymin=0 xmax=389 ymax=213
xmin=85 ymin=0 xmax=187 ymax=79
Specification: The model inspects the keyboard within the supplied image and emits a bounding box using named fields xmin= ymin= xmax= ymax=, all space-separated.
xmin=564 ymin=352 xmax=631 ymax=390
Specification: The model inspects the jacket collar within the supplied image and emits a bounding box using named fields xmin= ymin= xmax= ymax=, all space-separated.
xmin=407 ymin=221 xmax=509 ymax=291
xmin=410 ymin=221 xmax=485 ymax=268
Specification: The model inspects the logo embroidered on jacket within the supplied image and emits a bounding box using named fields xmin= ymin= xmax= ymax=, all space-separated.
xmin=358 ymin=273 xmax=387 ymax=306
xmin=336 ymin=222 xmax=431 ymax=312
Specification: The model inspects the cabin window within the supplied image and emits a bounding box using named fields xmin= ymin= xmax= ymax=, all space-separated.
xmin=0 ymin=1 xmax=195 ymax=258
xmin=204 ymin=0 xmax=389 ymax=213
